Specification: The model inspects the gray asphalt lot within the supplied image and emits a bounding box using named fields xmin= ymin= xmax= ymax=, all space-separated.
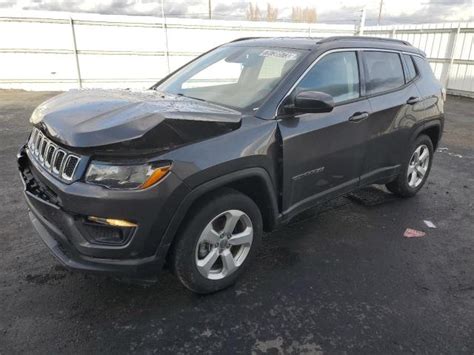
xmin=1 ymin=90 xmax=473 ymax=354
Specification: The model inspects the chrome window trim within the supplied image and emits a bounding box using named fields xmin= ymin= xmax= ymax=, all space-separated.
xmin=276 ymin=47 xmax=424 ymax=117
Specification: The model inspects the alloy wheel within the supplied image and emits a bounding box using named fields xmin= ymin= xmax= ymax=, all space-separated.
xmin=407 ymin=144 xmax=430 ymax=188
xmin=195 ymin=209 xmax=253 ymax=280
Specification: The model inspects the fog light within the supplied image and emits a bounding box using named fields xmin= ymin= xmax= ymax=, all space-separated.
xmin=88 ymin=216 xmax=137 ymax=228
xmin=78 ymin=216 xmax=137 ymax=246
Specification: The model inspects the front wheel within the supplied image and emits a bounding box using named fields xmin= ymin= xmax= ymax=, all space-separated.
xmin=170 ymin=188 xmax=262 ymax=294
xmin=386 ymin=134 xmax=434 ymax=197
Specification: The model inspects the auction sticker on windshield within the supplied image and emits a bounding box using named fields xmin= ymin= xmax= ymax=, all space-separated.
xmin=259 ymin=49 xmax=299 ymax=60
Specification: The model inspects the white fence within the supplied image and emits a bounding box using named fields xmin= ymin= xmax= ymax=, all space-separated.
xmin=0 ymin=10 xmax=473 ymax=97
xmin=0 ymin=11 xmax=353 ymax=91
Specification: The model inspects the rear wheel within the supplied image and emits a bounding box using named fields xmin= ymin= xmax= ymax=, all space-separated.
xmin=386 ymin=134 xmax=434 ymax=197
xmin=171 ymin=188 xmax=262 ymax=294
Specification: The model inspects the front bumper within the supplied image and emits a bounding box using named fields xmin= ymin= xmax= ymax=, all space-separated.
xmin=18 ymin=145 xmax=189 ymax=276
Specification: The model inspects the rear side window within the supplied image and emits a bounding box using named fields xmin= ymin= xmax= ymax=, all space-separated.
xmin=295 ymin=51 xmax=360 ymax=104
xmin=403 ymin=54 xmax=417 ymax=82
xmin=412 ymin=56 xmax=437 ymax=81
xmin=364 ymin=51 xmax=404 ymax=95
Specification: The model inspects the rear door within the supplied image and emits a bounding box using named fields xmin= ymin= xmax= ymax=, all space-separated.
xmin=360 ymin=50 xmax=423 ymax=185
xmin=278 ymin=50 xmax=371 ymax=217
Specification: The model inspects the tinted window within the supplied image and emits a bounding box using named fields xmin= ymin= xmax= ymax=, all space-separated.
xmin=364 ymin=51 xmax=404 ymax=94
xmin=413 ymin=56 xmax=437 ymax=80
xmin=403 ymin=54 xmax=417 ymax=82
xmin=296 ymin=51 xmax=360 ymax=103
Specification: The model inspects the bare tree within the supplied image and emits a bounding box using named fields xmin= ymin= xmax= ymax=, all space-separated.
xmin=291 ymin=6 xmax=317 ymax=23
xmin=266 ymin=3 xmax=278 ymax=21
xmin=246 ymin=3 xmax=261 ymax=21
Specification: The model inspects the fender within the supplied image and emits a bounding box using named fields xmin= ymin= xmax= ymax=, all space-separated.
xmin=423 ymin=118 xmax=444 ymax=144
xmin=153 ymin=167 xmax=280 ymax=267
xmin=410 ymin=118 xmax=443 ymax=148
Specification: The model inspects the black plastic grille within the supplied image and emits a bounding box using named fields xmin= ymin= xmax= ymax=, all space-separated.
xmin=40 ymin=139 xmax=48 ymax=158
xmin=77 ymin=222 xmax=135 ymax=246
xmin=53 ymin=151 xmax=65 ymax=172
xmin=46 ymin=145 xmax=55 ymax=165
xmin=20 ymin=161 xmax=60 ymax=206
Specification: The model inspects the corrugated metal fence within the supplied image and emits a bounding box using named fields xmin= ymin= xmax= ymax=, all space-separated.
xmin=0 ymin=11 xmax=473 ymax=97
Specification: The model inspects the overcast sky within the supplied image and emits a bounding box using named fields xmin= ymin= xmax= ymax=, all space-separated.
xmin=1 ymin=0 xmax=473 ymax=24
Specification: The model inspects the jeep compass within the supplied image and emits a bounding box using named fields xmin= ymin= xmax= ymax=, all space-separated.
xmin=18 ymin=36 xmax=444 ymax=293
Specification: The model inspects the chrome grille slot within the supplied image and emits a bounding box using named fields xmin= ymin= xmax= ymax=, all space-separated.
xmin=27 ymin=128 xmax=81 ymax=183
xmin=62 ymin=156 xmax=79 ymax=180
xmin=29 ymin=130 xmax=38 ymax=149
xmin=40 ymin=140 xmax=48 ymax=161
xmin=35 ymin=134 xmax=43 ymax=155
xmin=45 ymin=144 xmax=56 ymax=168
xmin=53 ymin=150 xmax=66 ymax=174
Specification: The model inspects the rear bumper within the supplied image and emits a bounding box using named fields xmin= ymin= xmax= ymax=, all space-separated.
xmin=18 ymin=145 xmax=189 ymax=277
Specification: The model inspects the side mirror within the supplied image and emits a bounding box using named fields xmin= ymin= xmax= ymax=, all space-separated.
xmin=287 ymin=91 xmax=335 ymax=114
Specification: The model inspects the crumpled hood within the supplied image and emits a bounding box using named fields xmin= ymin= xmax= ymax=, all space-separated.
xmin=31 ymin=89 xmax=242 ymax=152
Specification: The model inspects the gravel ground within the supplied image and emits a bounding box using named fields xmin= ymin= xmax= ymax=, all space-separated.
xmin=1 ymin=90 xmax=473 ymax=354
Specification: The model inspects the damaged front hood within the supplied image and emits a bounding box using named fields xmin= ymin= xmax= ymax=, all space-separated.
xmin=31 ymin=89 xmax=242 ymax=152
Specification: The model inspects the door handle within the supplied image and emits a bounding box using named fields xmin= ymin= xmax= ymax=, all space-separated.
xmin=348 ymin=111 xmax=369 ymax=122
xmin=406 ymin=96 xmax=421 ymax=105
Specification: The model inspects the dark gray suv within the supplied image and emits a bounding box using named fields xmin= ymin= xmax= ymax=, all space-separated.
xmin=18 ymin=36 xmax=444 ymax=293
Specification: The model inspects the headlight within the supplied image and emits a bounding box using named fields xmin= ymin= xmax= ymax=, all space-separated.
xmin=85 ymin=161 xmax=171 ymax=190
xmin=30 ymin=106 xmax=46 ymax=124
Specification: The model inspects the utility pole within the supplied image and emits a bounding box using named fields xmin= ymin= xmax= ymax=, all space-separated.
xmin=377 ymin=0 xmax=383 ymax=25
xmin=208 ymin=0 xmax=212 ymax=19
xmin=357 ymin=7 xmax=366 ymax=35
xmin=160 ymin=0 xmax=170 ymax=73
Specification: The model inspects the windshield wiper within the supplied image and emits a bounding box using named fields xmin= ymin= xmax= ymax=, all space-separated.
xmin=176 ymin=93 xmax=207 ymax=102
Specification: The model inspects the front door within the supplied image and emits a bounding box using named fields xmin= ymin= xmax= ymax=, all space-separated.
xmin=278 ymin=50 xmax=371 ymax=218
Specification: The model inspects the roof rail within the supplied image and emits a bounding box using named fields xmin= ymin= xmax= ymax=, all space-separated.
xmin=318 ymin=36 xmax=411 ymax=46
xmin=230 ymin=37 xmax=264 ymax=43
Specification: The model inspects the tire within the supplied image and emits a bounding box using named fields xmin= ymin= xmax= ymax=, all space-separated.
xmin=386 ymin=134 xmax=434 ymax=197
xmin=170 ymin=188 xmax=263 ymax=294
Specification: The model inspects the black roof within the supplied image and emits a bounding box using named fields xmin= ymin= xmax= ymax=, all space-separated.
xmin=227 ymin=36 xmax=424 ymax=56
xmin=229 ymin=37 xmax=319 ymax=50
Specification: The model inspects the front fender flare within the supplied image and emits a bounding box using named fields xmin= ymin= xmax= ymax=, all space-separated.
xmin=154 ymin=167 xmax=280 ymax=265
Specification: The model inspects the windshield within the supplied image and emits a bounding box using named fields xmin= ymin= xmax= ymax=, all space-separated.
xmin=155 ymin=45 xmax=306 ymax=111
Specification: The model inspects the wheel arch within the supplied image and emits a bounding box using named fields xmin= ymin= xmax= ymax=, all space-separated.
xmin=157 ymin=167 xmax=280 ymax=263
xmin=416 ymin=120 xmax=442 ymax=149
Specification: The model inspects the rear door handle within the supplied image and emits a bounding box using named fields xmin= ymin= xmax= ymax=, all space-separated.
xmin=407 ymin=96 xmax=421 ymax=105
xmin=348 ymin=111 xmax=369 ymax=122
